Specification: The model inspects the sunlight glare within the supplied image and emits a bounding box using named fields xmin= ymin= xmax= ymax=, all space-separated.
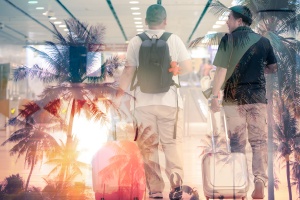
xmin=72 ymin=112 xmax=110 ymax=165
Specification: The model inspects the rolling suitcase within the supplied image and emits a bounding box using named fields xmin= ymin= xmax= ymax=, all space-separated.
xmin=92 ymin=110 xmax=145 ymax=200
xmin=202 ymin=108 xmax=249 ymax=200
xmin=92 ymin=140 xmax=146 ymax=200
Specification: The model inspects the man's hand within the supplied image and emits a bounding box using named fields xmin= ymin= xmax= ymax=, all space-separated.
xmin=210 ymin=98 xmax=220 ymax=113
xmin=169 ymin=61 xmax=181 ymax=76
xmin=264 ymin=63 xmax=277 ymax=74
xmin=114 ymin=88 xmax=124 ymax=108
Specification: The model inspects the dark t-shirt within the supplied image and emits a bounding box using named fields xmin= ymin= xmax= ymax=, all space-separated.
xmin=214 ymin=27 xmax=277 ymax=105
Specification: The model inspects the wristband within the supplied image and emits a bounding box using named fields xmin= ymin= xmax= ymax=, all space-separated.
xmin=211 ymin=95 xmax=218 ymax=99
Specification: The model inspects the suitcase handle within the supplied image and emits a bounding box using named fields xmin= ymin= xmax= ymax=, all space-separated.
xmin=209 ymin=107 xmax=231 ymax=153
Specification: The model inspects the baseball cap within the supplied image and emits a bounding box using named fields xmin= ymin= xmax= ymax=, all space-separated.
xmin=146 ymin=4 xmax=167 ymax=25
xmin=229 ymin=5 xmax=252 ymax=25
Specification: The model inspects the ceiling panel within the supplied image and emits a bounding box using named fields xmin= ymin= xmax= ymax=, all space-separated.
xmin=0 ymin=0 xmax=233 ymax=46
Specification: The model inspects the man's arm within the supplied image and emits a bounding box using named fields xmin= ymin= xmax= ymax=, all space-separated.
xmin=178 ymin=59 xmax=192 ymax=75
xmin=211 ymin=66 xmax=227 ymax=113
xmin=264 ymin=63 xmax=277 ymax=74
xmin=115 ymin=65 xmax=136 ymax=106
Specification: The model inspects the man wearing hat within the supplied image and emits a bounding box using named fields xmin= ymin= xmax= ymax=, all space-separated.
xmin=115 ymin=4 xmax=192 ymax=200
xmin=210 ymin=5 xmax=277 ymax=199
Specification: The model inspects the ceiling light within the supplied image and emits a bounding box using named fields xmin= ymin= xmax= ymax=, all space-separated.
xmin=132 ymin=12 xmax=141 ymax=15
xmin=137 ymin=29 xmax=143 ymax=31
xmin=125 ymin=41 xmax=129 ymax=44
xmin=49 ymin=17 xmax=57 ymax=20
xmin=231 ymin=0 xmax=238 ymax=5
xmin=64 ymin=29 xmax=69 ymax=32
xmin=212 ymin=25 xmax=221 ymax=29
xmin=54 ymin=21 xmax=62 ymax=24
xmin=134 ymin=17 xmax=142 ymax=20
xmin=36 ymin=7 xmax=44 ymax=10
xmin=136 ymin=25 xmax=143 ymax=28
xmin=216 ymin=21 xmax=226 ymax=25
xmin=59 ymin=24 xmax=66 ymax=28
xmin=129 ymin=1 xmax=139 ymax=4
xmin=137 ymin=31 xmax=143 ymax=34
xmin=131 ymin=7 xmax=140 ymax=10
xmin=28 ymin=1 xmax=38 ymax=4
xmin=207 ymin=31 xmax=217 ymax=34
xmin=134 ymin=21 xmax=142 ymax=24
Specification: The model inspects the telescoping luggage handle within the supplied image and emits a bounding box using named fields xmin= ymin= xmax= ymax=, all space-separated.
xmin=209 ymin=106 xmax=231 ymax=154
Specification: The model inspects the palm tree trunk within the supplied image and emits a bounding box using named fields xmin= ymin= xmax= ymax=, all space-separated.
xmin=266 ymin=73 xmax=275 ymax=200
xmin=67 ymin=99 xmax=76 ymax=137
xmin=25 ymin=156 xmax=35 ymax=191
xmin=286 ymin=155 xmax=293 ymax=200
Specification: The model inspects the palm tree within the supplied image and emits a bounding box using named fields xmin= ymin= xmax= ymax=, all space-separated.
xmin=273 ymin=96 xmax=298 ymax=199
xmin=45 ymin=136 xmax=89 ymax=191
xmin=2 ymin=174 xmax=24 ymax=195
xmin=12 ymin=18 xmax=123 ymax=151
xmin=97 ymin=140 xmax=146 ymax=199
xmin=291 ymin=136 xmax=300 ymax=198
xmin=7 ymin=18 xmax=126 ymax=194
xmin=1 ymin=113 xmax=61 ymax=191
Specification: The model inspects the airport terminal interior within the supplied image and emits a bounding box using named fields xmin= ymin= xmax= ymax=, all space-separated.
xmin=0 ymin=0 xmax=299 ymax=199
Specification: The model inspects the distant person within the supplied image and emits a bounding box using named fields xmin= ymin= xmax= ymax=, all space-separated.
xmin=115 ymin=4 xmax=192 ymax=200
xmin=210 ymin=5 xmax=277 ymax=199
xmin=198 ymin=58 xmax=213 ymax=79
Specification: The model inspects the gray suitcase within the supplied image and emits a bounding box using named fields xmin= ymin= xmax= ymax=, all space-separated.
xmin=202 ymin=108 xmax=249 ymax=200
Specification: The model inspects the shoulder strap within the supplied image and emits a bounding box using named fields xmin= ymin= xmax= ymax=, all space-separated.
xmin=137 ymin=32 xmax=150 ymax=41
xmin=159 ymin=32 xmax=172 ymax=41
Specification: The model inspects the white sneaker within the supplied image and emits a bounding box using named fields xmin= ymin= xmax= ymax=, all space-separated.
xmin=149 ymin=192 xmax=163 ymax=199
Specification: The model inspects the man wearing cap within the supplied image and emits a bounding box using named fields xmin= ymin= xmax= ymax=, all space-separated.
xmin=115 ymin=4 xmax=192 ymax=200
xmin=210 ymin=5 xmax=277 ymax=199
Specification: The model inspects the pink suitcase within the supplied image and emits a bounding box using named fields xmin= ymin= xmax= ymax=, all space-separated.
xmin=92 ymin=140 xmax=146 ymax=200
xmin=202 ymin=109 xmax=249 ymax=200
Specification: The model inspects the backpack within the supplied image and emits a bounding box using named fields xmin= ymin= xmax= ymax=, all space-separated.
xmin=130 ymin=32 xmax=178 ymax=93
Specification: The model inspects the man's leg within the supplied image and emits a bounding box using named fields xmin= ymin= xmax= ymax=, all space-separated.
xmin=156 ymin=106 xmax=184 ymax=200
xmin=246 ymin=103 xmax=268 ymax=185
xmin=135 ymin=106 xmax=165 ymax=195
xmin=223 ymin=104 xmax=247 ymax=153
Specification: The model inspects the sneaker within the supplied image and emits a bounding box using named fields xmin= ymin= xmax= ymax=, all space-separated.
xmin=251 ymin=179 xmax=265 ymax=199
xmin=149 ymin=192 xmax=163 ymax=199
xmin=169 ymin=172 xmax=183 ymax=200
xmin=169 ymin=186 xmax=183 ymax=200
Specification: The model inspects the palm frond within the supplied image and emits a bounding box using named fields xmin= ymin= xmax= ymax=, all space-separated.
xmin=209 ymin=0 xmax=230 ymax=18
xmin=50 ymin=22 xmax=67 ymax=45
xmin=17 ymin=101 xmax=41 ymax=119
xmin=189 ymin=32 xmax=226 ymax=48
xmin=1 ymin=127 xmax=31 ymax=146
xmin=26 ymin=46 xmax=60 ymax=74
xmin=65 ymin=19 xmax=89 ymax=45
xmin=43 ymin=99 xmax=62 ymax=118
xmin=13 ymin=64 xmax=58 ymax=83
xmin=6 ymin=117 xmax=32 ymax=128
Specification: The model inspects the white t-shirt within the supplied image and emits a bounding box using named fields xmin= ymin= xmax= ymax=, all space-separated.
xmin=126 ymin=29 xmax=191 ymax=109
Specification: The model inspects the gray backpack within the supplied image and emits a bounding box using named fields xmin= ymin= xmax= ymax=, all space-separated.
xmin=130 ymin=32 xmax=178 ymax=93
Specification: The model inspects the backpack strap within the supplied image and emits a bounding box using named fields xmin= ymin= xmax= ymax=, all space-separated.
xmin=137 ymin=32 xmax=150 ymax=41
xmin=159 ymin=32 xmax=172 ymax=41
xmin=130 ymin=32 xmax=149 ymax=91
